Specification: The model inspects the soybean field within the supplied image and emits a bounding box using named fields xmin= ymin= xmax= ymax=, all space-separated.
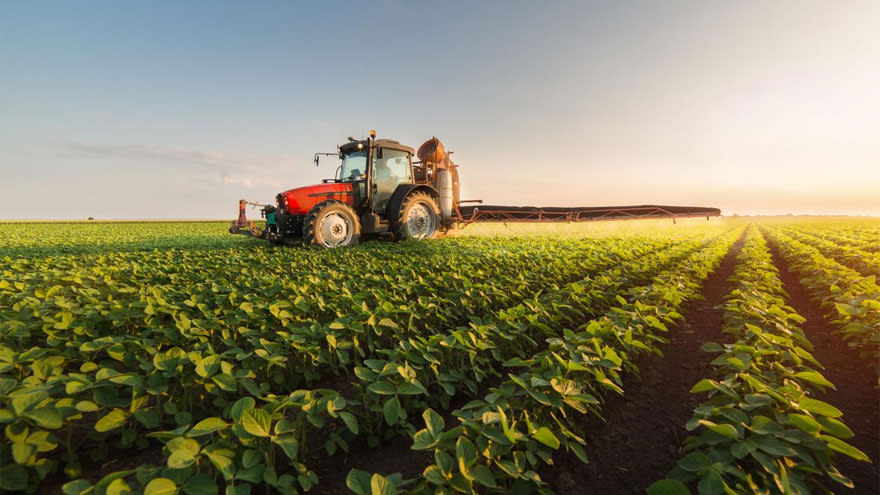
xmin=0 ymin=219 xmax=877 ymax=495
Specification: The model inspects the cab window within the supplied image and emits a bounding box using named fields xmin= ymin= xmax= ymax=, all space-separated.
xmin=372 ymin=148 xmax=412 ymax=212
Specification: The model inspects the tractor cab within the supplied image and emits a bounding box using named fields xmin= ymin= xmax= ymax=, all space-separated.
xmin=334 ymin=137 xmax=416 ymax=215
xmin=231 ymin=131 xmax=459 ymax=248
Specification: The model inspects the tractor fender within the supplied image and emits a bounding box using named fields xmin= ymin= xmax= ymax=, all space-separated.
xmin=387 ymin=184 xmax=439 ymax=219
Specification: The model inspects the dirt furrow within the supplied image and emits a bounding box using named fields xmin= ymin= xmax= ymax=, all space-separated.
xmin=766 ymin=237 xmax=880 ymax=495
xmin=546 ymin=233 xmax=745 ymax=494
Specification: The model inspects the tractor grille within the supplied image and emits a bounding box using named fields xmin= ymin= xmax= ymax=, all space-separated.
xmin=276 ymin=193 xmax=286 ymax=213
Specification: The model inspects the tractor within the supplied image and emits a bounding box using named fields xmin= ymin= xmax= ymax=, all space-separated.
xmin=230 ymin=131 xmax=460 ymax=248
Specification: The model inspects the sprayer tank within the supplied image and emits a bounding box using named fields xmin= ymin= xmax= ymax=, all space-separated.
xmin=437 ymin=169 xmax=454 ymax=219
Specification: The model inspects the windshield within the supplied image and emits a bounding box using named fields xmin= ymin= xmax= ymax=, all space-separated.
xmin=340 ymin=151 xmax=367 ymax=181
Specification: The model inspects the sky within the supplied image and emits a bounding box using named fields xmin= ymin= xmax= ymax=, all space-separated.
xmin=1 ymin=1 xmax=878 ymax=219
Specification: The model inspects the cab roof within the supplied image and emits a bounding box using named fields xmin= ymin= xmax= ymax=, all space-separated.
xmin=339 ymin=138 xmax=414 ymax=155
xmin=373 ymin=139 xmax=415 ymax=155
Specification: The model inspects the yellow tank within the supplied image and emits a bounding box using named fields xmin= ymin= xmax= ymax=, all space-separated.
xmin=417 ymin=137 xmax=449 ymax=166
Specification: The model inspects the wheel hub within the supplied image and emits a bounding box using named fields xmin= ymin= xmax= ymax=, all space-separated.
xmin=319 ymin=213 xmax=352 ymax=248
xmin=406 ymin=203 xmax=435 ymax=239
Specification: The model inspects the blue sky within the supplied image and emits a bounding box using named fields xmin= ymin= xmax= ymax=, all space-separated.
xmin=2 ymin=1 xmax=878 ymax=219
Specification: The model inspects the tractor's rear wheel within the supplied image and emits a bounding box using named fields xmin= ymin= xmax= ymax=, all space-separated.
xmin=303 ymin=200 xmax=361 ymax=248
xmin=394 ymin=192 xmax=440 ymax=241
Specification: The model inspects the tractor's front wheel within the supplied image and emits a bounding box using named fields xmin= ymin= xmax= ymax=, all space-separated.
xmin=394 ymin=192 xmax=440 ymax=241
xmin=303 ymin=200 xmax=361 ymax=248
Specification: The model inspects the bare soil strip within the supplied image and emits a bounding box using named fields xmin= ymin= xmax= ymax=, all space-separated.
xmin=545 ymin=233 xmax=745 ymax=494
xmin=766 ymin=237 xmax=880 ymax=495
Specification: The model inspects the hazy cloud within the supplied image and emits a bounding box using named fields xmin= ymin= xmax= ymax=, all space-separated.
xmin=66 ymin=142 xmax=294 ymax=188
xmin=68 ymin=142 xmax=267 ymax=170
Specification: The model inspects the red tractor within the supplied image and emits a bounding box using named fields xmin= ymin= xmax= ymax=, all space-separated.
xmin=230 ymin=131 xmax=460 ymax=248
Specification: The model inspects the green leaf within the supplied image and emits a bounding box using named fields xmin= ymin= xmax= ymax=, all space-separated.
xmin=370 ymin=473 xmax=397 ymax=495
xmin=339 ymin=411 xmax=359 ymax=434
xmin=11 ymin=391 xmax=48 ymax=415
xmin=182 ymin=474 xmax=217 ymax=495
xmin=204 ymin=448 xmax=235 ymax=480
xmin=699 ymin=342 xmax=723 ymax=353
xmin=62 ymin=479 xmax=94 ymax=495
xmin=167 ymin=437 xmax=201 ymax=469
xmin=367 ymin=381 xmax=395 ymax=395
xmin=76 ymin=401 xmax=100 ymax=413
xmin=378 ymin=318 xmax=399 ymax=329
xmin=435 ymin=451 xmax=455 ymax=476
xmin=106 ymin=479 xmax=131 ymax=495
xmin=689 ymin=379 xmax=717 ymax=394
xmin=346 ymin=469 xmax=372 ymax=495
xmin=423 ymin=465 xmax=446 ymax=484
xmin=273 ymin=435 xmax=299 ymax=460
xmin=470 ymin=465 xmax=497 ymax=488
xmin=412 ymin=429 xmax=437 ymax=450
xmin=456 ymin=436 xmax=478 ymax=470
xmin=12 ymin=441 xmax=35 ymax=464
xmin=570 ymin=442 xmax=589 ymax=464
xmin=787 ymin=414 xmax=821 ymax=434
xmin=821 ymin=435 xmax=870 ymax=462
xmin=95 ymin=409 xmax=129 ymax=432
xmin=817 ymin=417 xmax=854 ymax=439
xmin=647 ymin=479 xmax=690 ymax=495
xmin=383 ymin=397 xmax=401 ymax=426
xmin=230 ymin=397 xmax=254 ymax=421
xmin=731 ymin=440 xmax=756 ymax=459
xmin=24 ymin=406 xmax=63 ymax=429
xmin=211 ymin=374 xmax=237 ymax=392
xmin=0 ymin=464 xmax=28 ymax=491
xmin=800 ymin=398 xmax=843 ymax=418
xmin=225 ymin=486 xmax=250 ymax=495
xmin=726 ymin=357 xmax=745 ymax=370
xmin=241 ymin=409 xmax=272 ymax=437
xmin=755 ymin=435 xmax=797 ymax=457
xmin=188 ymin=417 xmax=228 ymax=437
xmin=834 ymin=303 xmax=859 ymax=316
xmin=144 ymin=478 xmax=178 ymax=495
xmin=699 ymin=420 xmax=739 ymax=439
xmin=397 ymin=382 xmax=426 ymax=395
xmin=794 ymin=371 xmax=835 ymax=389
xmin=677 ymin=452 xmax=711 ymax=472
xmin=697 ymin=471 xmax=723 ymax=495
xmin=533 ymin=427 xmax=560 ymax=449
xmin=93 ymin=469 xmax=135 ymax=495
xmin=5 ymin=422 xmax=28 ymax=442
xmin=423 ymin=408 xmax=444 ymax=437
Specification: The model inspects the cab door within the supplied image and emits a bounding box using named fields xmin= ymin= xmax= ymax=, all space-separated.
xmin=371 ymin=147 xmax=413 ymax=214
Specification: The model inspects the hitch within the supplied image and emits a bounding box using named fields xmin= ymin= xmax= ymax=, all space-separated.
xmin=229 ymin=199 xmax=267 ymax=237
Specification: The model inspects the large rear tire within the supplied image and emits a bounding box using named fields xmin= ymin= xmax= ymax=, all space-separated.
xmin=394 ymin=192 xmax=440 ymax=241
xmin=303 ymin=200 xmax=361 ymax=248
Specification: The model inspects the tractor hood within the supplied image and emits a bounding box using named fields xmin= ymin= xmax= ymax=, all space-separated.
xmin=277 ymin=182 xmax=356 ymax=215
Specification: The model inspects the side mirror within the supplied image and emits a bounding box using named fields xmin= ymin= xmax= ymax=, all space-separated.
xmin=376 ymin=147 xmax=383 ymax=159
xmin=314 ymin=154 xmax=319 ymax=167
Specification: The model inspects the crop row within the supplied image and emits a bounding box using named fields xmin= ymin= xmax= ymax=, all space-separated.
xmin=650 ymin=228 xmax=868 ymax=495
xmin=0 ymin=222 xmax=252 ymax=257
xmin=797 ymin=229 xmax=880 ymax=254
xmin=0 ymin=233 xmax=726 ymax=492
xmin=762 ymin=227 xmax=880 ymax=384
xmin=779 ymin=223 xmax=880 ymax=254
xmin=350 ymin=227 xmax=745 ymax=494
xmin=775 ymin=226 xmax=880 ymax=279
